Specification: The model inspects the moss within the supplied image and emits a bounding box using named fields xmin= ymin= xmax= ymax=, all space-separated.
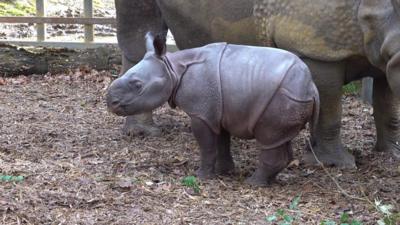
xmin=93 ymin=0 xmax=104 ymax=9
xmin=0 ymin=0 xmax=35 ymax=16
xmin=93 ymin=0 xmax=115 ymax=11
xmin=343 ymin=81 xmax=361 ymax=96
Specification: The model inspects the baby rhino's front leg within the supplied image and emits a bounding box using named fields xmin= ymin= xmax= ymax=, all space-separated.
xmin=191 ymin=117 xmax=218 ymax=178
xmin=191 ymin=117 xmax=235 ymax=179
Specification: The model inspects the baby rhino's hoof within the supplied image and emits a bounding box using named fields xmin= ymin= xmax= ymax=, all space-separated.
xmin=196 ymin=168 xmax=216 ymax=180
xmin=122 ymin=122 xmax=161 ymax=137
xmin=215 ymin=161 xmax=235 ymax=176
xmin=245 ymin=175 xmax=272 ymax=187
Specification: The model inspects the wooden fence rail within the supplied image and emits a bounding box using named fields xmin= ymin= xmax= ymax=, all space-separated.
xmin=0 ymin=0 xmax=117 ymax=49
xmin=0 ymin=16 xmax=115 ymax=25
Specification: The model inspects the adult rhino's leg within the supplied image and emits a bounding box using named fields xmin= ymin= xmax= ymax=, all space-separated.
xmin=123 ymin=113 xmax=161 ymax=137
xmin=115 ymin=0 xmax=167 ymax=63
xmin=373 ymin=77 xmax=400 ymax=158
xmin=302 ymin=60 xmax=356 ymax=168
xmin=120 ymin=55 xmax=161 ymax=136
xmin=121 ymin=61 xmax=162 ymax=136
xmin=115 ymin=0 xmax=167 ymax=136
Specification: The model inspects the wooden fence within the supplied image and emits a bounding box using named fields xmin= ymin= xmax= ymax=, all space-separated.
xmin=0 ymin=0 xmax=117 ymax=48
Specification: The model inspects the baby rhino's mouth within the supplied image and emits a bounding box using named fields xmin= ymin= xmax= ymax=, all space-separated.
xmin=110 ymin=105 xmax=128 ymax=116
xmin=106 ymin=93 xmax=128 ymax=116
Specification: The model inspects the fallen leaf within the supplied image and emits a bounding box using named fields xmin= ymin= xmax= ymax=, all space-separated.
xmin=11 ymin=76 xmax=28 ymax=85
xmin=145 ymin=181 xmax=154 ymax=186
xmin=288 ymin=159 xmax=300 ymax=168
xmin=116 ymin=179 xmax=133 ymax=189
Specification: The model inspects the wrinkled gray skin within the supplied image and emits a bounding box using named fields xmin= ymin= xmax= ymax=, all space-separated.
xmin=115 ymin=0 xmax=400 ymax=168
xmin=107 ymin=34 xmax=319 ymax=186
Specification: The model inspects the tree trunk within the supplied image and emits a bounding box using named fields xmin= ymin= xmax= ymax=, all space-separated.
xmin=0 ymin=43 xmax=121 ymax=76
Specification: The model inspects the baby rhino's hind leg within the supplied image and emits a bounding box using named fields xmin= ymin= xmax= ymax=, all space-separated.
xmin=246 ymin=142 xmax=292 ymax=187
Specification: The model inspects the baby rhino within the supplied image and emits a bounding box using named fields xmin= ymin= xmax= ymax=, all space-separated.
xmin=107 ymin=33 xmax=319 ymax=186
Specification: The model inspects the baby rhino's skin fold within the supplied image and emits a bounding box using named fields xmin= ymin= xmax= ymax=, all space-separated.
xmin=107 ymin=35 xmax=319 ymax=186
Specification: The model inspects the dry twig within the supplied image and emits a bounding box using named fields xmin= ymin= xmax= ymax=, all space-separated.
xmin=306 ymin=139 xmax=367 ymax=202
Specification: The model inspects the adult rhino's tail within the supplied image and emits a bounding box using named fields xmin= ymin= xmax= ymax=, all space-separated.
xmin=310 ymin=82 xmax=320 ymax=138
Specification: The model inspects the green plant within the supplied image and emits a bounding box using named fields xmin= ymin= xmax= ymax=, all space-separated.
xmin=266 ymin=195 xmax=363 ymax=225
xmin=320 ymin=212 xmax=362 ymax=225
xmin=342 ymin=82 xmax=360 ymax=95
xmin=0 ymin=0 xmax=35 ymax=16
xmin=181 ymin=176 xmax=200 ymax=193
xmin=266 ymin=195 xmax=301 ymax=225
xmin=289 ymin=195 xmax=301 ymax=210
xmin=0 ymin=174 xmax=24 ymax=182
xmin=320 ymin=221 xmax=336 ymax=225
xmin=375 ymin=199 xmax=400 ymax=225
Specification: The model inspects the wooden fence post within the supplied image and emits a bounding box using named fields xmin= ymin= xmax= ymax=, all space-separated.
xmin=36 ymin=0 xmax=46 ymax=41
xmin=84 ymin=0 xmax=94 ymax=42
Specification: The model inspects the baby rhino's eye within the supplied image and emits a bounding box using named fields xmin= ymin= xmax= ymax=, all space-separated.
xmin=128 ymin=79 xmax=143 ymax=90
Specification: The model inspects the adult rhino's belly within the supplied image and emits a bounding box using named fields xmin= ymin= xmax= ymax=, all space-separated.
xmin=254 ymin=0 xmax=365 ymax=61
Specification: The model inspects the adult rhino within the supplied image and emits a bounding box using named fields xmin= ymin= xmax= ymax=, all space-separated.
xmin=114 ymin=0 xmax=400 ymax=168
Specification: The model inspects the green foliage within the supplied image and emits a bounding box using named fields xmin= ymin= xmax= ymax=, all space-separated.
xmin=375 ymin=199 xmax=400 ymax=225
xmin=340 ymin=212 xmax=350 ymax=223
xmin=181 ymin=176 xmax=200 ymax=193
xmin=267 ymin=195 xmax=364 ymax=225
xmin=0 ymin=174 xmax=24 ymax=182
xmin=320 ymin=212 xmax=362 ymax=225
xmin=0 ymin=0 xmax=35 ymax=16
xmin=289 ymin=195 xmax=301 ymax=210
xmin=266 ymin=215 xmax=278 ymax=222
xmin=266 ymin=195 xmax=301 ymax=225
xmin=319 ymin=200 xmax=399 ymax=225
xmin=93 ymin=0 xmax=104 ymax=9
xmin=320 ymin=221 xmax=337 ymax=225
xmin=91 ymin=0 xmax=115 ymax=9
xmin=339 ymin=212 xmax=362 ymax=225
xmin=342 ymin=82 xmax=361 ymax=95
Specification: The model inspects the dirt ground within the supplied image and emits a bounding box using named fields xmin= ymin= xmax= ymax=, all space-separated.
xmin=0 ymin=71 xmax=399 ymax=225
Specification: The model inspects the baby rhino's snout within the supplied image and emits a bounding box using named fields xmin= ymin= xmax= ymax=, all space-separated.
xmin=106 ymin=79 xmax=127 ymax=115
xmin=107 ymin=94 xmax=120 ymax=111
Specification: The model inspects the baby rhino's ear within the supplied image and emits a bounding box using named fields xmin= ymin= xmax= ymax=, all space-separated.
xmin=145 ymin=32 xmax=155 ymax=53
xmin=153 ymin=33 xmax=167 ymax=57
xmin=392 ymin=0 xmax=399 ymax=15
